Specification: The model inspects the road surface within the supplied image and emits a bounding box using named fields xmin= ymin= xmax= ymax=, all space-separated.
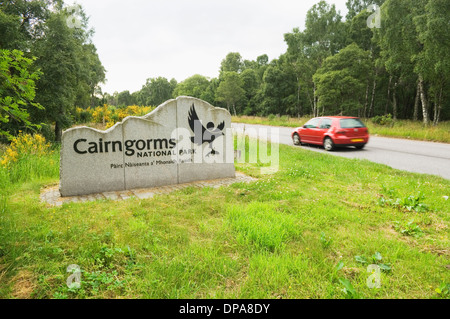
xmin=232 ymin=123 xmax=450 ymax=181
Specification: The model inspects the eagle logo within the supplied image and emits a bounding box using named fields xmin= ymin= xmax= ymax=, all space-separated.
xmin=188 ymin=104 xmax=225 ymax=157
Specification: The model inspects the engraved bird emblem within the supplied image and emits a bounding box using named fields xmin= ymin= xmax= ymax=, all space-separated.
xmin=188 ymin=104 xmax=225 ymax=157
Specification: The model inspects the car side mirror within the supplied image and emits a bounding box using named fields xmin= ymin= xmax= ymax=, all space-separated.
xmin=303 ymin=125 xmax=307 ymax=128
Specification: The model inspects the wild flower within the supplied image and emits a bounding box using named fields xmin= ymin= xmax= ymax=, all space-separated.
xmin=0 ymin=133 xmax=52 ymax=167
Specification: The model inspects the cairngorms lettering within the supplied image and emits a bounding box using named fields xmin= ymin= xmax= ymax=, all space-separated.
xmin=73 ymin=138 xmax=177 ymax=156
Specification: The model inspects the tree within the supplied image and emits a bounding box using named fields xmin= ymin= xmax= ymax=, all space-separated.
xmin=139 ymin=77 xmax=176 ymax=106
xmin=284 ymin=1 xmax=346 ymax=117
xmin=173 ymin=74 xmax=210 ymax=99
xmin=240 ymin=68 xmax=259 ymax=114
xmin=345 ymin=0 xmax=386 ymax=21
xmin=215 ymin=72 xmax=245 ymax=116
xmin=0 ymin=0 xmax=59 ymax=50
xmin=261 ymin=55 xmax=298 ymax=116
xmin=117 ymin=90 xmax=134 ymax=106
xmin=378 ymin=0 xmax=429 ymax=124
xmin=0 ymin=49 xmax=43 ymax=139
xmin=313 ymin=43 xmax=372 ymax=116
xmin=2 ymin=2 xmax=106 ymax=142
xmin=74 ymin=43 xmax=106 ymax=108
xmin=0 ymin=8 xmax=24 ymax=50
xmin=285 ymin=29 xmax=318 ymax=116
xmin=32 ymin=11 xmax=80 ymax=142
xmin=200 ymin=78 xmax=219 ymax=106
xmin=220 ymin=52 xmax=244 ymax=74
xmin=303 ymin=1 xmax=346 ymax=58
xmin=414 ymin=0 xmax=450 ymax=125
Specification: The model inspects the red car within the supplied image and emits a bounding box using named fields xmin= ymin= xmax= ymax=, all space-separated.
xmin=291 ymin=116 xmax=369 ymax=151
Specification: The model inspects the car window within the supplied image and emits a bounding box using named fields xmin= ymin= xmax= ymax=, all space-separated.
xmin=304 ymin=118 xmax=320 ymax=128
xmin=340 ymin=118 xmax=366 ymax=128
xmin=319 ymin=118 xmax=332 ymax=129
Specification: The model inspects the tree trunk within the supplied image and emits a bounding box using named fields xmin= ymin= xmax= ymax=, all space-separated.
xmin=418 ymin=74 xmax=430 ymax=126
xmin=313 ymin=83 xmax=317 ymax=117
xmin=433 ymin=86 xmax=443 ymax=126
xmin=363 ymin=79 xmax=370 ymax=119
xmin=385 ymin=75 xmax=392 ymax=115
xmin=297 ymin=77 xmax=303 ymax=117
xmin=392 ymin=81 xmax=398 ymax=121
xmin=368 ymin=69 xmax=378 ymax=118
xmin=305 ymin=85 xmax=314 ymax=115
xmin=55 ymin=121 xmax=62 ymax=143
xmin=413 ymin=81 xmax=420 ymax=121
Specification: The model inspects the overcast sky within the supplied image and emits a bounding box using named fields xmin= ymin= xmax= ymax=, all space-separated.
xmin=73 ymin=0 xmax=349 ymax=95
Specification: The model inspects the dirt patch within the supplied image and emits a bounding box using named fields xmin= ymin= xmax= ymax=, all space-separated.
xmin=342 ymin=267 xmax=361 ymax=279
xmin=10 ymin=270 xmax=36 ymax=299
xmin=420 ymin=247 xmax=450 ymax=257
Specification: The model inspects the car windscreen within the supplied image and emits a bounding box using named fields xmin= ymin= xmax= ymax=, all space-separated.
xmin=340 ymin=119 xmax=366 ymax=128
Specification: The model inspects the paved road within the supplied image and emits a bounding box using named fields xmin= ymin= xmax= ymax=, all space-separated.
xmin=232 ymin=123 xmax=450 ymax=180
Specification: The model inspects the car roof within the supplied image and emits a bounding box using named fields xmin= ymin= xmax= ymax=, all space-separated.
xmin=315 ymin=116 xmax=360 ymax=119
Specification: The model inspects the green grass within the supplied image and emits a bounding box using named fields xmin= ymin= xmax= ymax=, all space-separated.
xmin=232 ymin=115 xmax=450 ymax=144
xmin=0 ymin=138 xmax=449 ymax=299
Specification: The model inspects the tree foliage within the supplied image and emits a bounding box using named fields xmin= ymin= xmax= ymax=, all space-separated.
xmin=0 ymin=49 xmax=43 ymax=139
xmin=0 ymin=0 xmax=106 ymax=141
xmin=2 ymin=0 xmax=448 ymax=140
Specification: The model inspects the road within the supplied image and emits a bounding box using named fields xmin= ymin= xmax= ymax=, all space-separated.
xmin=232 ymin=123 xmax=450 ymax=181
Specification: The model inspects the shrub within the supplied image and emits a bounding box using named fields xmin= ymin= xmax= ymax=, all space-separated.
xmin=372 ymin=114 xmax=393 ymax=126
xmin=75 ymin=107 xmax=93 ymax=123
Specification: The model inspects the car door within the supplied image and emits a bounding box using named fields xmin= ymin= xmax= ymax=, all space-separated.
xmin=301 ymin=118 xmax=321 ymax=143
xmin=316 ymin=118 xmax=332 ymax=144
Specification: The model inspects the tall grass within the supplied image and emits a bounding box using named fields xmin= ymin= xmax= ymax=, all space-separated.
xmin=227 ymin=202 xmax=302 ymax=252
xmin=367 ymin=120 xmax=450 ymax=143
xmin=0 ymin=143 xmax=59 ymax=190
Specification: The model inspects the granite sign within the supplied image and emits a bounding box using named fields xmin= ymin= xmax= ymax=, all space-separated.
xmin=60 ymin=97 xmax=235 ymax=197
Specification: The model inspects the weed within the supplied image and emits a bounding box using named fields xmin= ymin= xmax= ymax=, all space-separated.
xmin=355 ymin=252 xmax=392 ymax=272
xmin=435 ymin=282 xmax=450 ymax=298
xmin=320 ymin=232 xmax=333 ymax=248
xmin=339 ymin=278 xmax=359 ymax=299
xmin=378 ymin=189 xmax=429 ymax=213
xmin=394 ymin=219 xmax=424 ymax=238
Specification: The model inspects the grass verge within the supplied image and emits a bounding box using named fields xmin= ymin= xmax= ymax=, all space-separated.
xmin=0 ymin=138 xmax=449 ymax=299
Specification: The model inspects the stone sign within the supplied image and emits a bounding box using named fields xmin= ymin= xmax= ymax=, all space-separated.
xmin=60 ymin=96 xmax=235 ymax=197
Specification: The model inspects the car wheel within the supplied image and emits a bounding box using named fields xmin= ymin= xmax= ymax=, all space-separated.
xmin=324 ymin=137 xmax=335 ymax=151
xmin=355 ymin=144 xmax=366 ymax=150
xmin=293 ymin=133 xmax=301 ymax=146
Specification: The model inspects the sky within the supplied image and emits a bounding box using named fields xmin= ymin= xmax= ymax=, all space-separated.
xmin=73 ymin=0 xmax=350 ymax=95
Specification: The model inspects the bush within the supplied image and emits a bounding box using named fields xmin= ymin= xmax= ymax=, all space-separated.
xmin=75 ymin=107 xmax=93 ymax=123
xmin=372 ymin=114 xmax=394 ymax=126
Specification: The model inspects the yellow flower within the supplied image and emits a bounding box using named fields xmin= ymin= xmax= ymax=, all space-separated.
xmin=1 ymin=133 xmax=52 ymax=167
